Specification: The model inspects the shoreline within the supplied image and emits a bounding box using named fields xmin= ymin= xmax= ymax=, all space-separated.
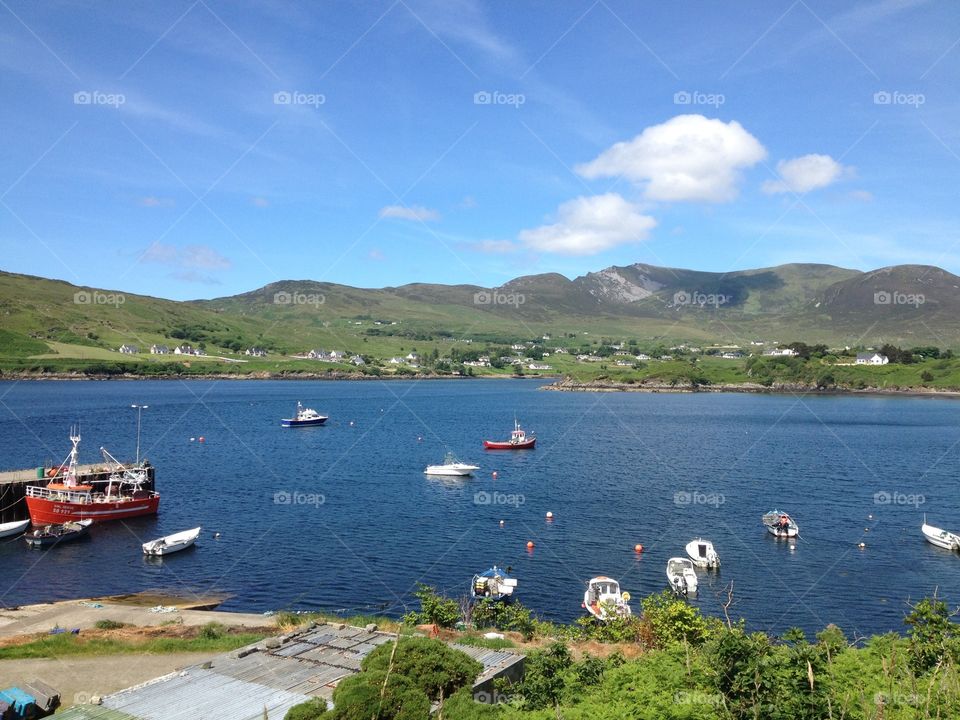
xmin=0 ymin=371 xmax=553 ymax=382
xmin=541 ymin=378 xmax=960 ymax=398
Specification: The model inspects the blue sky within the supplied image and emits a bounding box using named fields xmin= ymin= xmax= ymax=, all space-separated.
xmin=1 ymin=0 xmax=958 ymax=300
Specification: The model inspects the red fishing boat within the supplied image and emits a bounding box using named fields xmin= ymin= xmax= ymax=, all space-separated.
xmin=25 ymin=429 xmax=160 ymax=524
xmin=483 ymin=419 xmax=536 ymax=449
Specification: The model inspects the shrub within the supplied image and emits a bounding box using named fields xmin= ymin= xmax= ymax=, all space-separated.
xmin=361 ymin=636 xmax=482 ymax=702
xmin=329 ymin=670 xmax=429 ymax=720
xmin=471 ymin=599 xmax=536 ymax=639
xmin=198 ymin=621 xmax=226 ymax=640
xmin=94 ymin=619 xmax=125 ymax=630
xmin=284 ymin=698 xmax=330 ymax=720
xmin=641 ymin=590 xmax=710 ymax=647
xmin=402 ymin=584 xmax=461 ymax=628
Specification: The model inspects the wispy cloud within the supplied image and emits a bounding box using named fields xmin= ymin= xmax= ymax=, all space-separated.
xmin=140 ymin=242 xmax=232 ymax=284
xmin=379 ymin=204 xmax=441 ymax=222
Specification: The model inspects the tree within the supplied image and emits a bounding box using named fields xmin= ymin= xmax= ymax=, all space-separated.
xmin=905 ymin=595 xmax=957 ymax=673
xmin=402 ymin=584 xmax=461 ymax=628
xmin=514 ymin=642 xmax=572 ymax=710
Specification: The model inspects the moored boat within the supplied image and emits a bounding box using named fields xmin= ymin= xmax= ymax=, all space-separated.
xmin=143 ymin=526 xmax=202 ymax=556
xmin=0 ymin=519 xmax=31 ymax=539
xmin=471 ymin=566 xmax=518 ymax=600
xmin=483 ymin=419 xmax=536 ymax=449
xmin=922 ymin=518 xmax=960 ymax=551
xmin=425 ymin=453 xmax=479 ymax=477
xmin=685 ymin=538 xmax=720 ymax=569
xmin=583 ymin=576 xmax=632 ymax=620
xmin=281 ymin=401 xmax=328 ymax=427
xmin=667 ymin=557 xmax=699 ymax=595
xmin=24 ymin=519 xmax=92 ymax=548
xmin=763 ymin=510 xmax=799 ymax=538
xmin=24 ymin=430 xmax=159 ymax=525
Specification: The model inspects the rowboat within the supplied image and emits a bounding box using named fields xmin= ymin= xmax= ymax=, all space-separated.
xmin=763 ymin=510 xmax=799 ymax=538
xmin=922 ymin=518 xmax=960 ymax=551
xmin=583 ymin=576 xmax=631 ymax=621
xmin=666 ymin=557 xmax=698 ymax=595
xmin=425 ymin=453 xmax=479 ymax=477
xmin=471 ymin=566 xmax=517 ymax=600
xmin=483 ymin=419 xmax=536 ymax=450
xmin=0 ymin=519 xmax=31 ymax=539
xmin=25 ymin=519 xmax=93 ymax=548
xmin=143 ymin=526 xmax=202 ymax=556
xmin=685 ymin=538 xmax=720 ymax=569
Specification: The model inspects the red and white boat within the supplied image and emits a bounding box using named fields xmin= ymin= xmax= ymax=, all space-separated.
xmin=483 ymin=419 xmax=536 ymax=450
xmin=25 ymin=429 xmax=160 ymax=524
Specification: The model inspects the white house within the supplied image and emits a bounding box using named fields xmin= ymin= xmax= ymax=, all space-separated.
xmin=245 ymin=347 xmax=267 ymax=357
xmin=350 ymin=355 xmax=366 ymax=366
xmin=528 ymin=362 xmax=552 ymax=370
xmin=174 ymin=344 xmax=194 ymax=355
xmin=856 ymin=352 xmax=889 ymax=365
xmin=636 ymin=353 xmax=651 ymax=361
xmin=329 ymin=350 xmax=347 ymax=362
xmin=118 ymin=344 xmax=138 ymax=354
xmin=308 ymin=349 xmax=329 ymax=360
xmin=405 ymin=352 xmax=420 ymax=362
xmin=722 ymin=352 xmax=744 ymax=359
xmin=388 ymin=357 xmax=405 ymax=365
xmin=764 ymin=348 xmax=797 ymax=357
xmin=150 ymin=344 xmax=169 ymax=355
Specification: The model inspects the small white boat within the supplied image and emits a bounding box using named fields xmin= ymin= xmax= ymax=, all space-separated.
xmin=471 ymin=566 xmax=518 ymax=600
xmin=0 ymin=519 xmax=31 ymax=539
xmin=666 ymin=557 xmax=699 ymax=595
xmin=424 ymin=452 xmax=479 ymax=477
xmin=922 ymin=518 xmax=960 ymax=551
xmin=685 ymin=538 xmax=720 ymax=569
xmin=763 ymin=510 xmax=799 ymax=538
xmin=281 ymin=402 xmax=328 ymax=427
xmin=583 ymin=576 xmax=632 ymax=620
xmin=142 ymin=526 xmax=201 ymax=556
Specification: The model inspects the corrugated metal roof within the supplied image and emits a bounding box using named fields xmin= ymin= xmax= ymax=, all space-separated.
xmin=103 ymin=667 xmax=311 ymax=720
xmin=50 ymin=707 xmax=138 ymax=720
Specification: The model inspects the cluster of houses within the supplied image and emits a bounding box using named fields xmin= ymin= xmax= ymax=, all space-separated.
xmin=303 ymin=349 xmax=366 ymax=366
xmin=118 ymin=343 xmax=268 ymax=358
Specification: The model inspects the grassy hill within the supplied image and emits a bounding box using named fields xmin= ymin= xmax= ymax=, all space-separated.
xmin=3 ymin=261 xmax=960 ymax=379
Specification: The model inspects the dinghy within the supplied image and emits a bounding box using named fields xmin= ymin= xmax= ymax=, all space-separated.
xmin=685 ymin=538 xmax=720 ymax=569
xmin=666 ymin=557 xmax=699 ymax=595
xmin=763 ymin=510 xmax=799 ymax=538
xmin=0 ymin=519 xmax=30 ymax=539
xmin=142 ymin=526 xmax=202 ymax=556
xmin=922 ymin=518 xmax=960 ymax=551
xmin=583 ymin=576 xmax=632 ymax=620
xmin=471 ymin=566 xmax=518 ymax=600
xmin=25 ymin=519 xmax=92 ymax=548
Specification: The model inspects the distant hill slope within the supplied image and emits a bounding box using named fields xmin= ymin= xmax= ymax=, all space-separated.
xmin=2 ymin=261 xmax=960 ymax=354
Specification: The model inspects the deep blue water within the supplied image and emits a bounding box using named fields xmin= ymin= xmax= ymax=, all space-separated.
xmin=1 ymin=378 xmax=960 ymax=638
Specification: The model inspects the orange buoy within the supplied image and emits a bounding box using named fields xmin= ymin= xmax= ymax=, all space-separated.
xmin=634 ymin=544 xmax=644 ymax=553
xmin=526 ymin=541 xmax=535 ymax=549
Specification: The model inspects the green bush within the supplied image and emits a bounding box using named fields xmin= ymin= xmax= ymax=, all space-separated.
xmin=198 ymin=621 xmax=226 ymax=640
xmin=93 ymin=619 xmax=126 ymax=630
xmin=641 ymin=590 xmax=711 ymax=647
xmin=472 ymin=599 xmax=536 ymax=639
xmin=402 ymin=583 xmax=461 ymax=628
xmin=329 ymin=670 xmax=429 ymax=720
xmin=361 ymin=636 xmax=482 ymax=702
xmin=284 ymin=698 xmax=330 ymax=720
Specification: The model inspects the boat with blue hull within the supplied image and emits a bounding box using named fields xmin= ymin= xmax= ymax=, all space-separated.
xmin=281 ymin=402 xmax=328 ymax=427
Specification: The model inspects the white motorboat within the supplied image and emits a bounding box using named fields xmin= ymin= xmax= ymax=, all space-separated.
xmin=281 ymin=402 xmax=328 ymax=427
xmin=922 ymin=519 xmax=960 ymax=551
xmin=471 ymin=566 xmax=518 ymax=600
xmin=666 ymin=557 xmax=699 ymax=595
xmin=0 ymin=519 xmax=30 ymax=539
xmin=583 ymin=576 xmax=632 ymax=621
xmin=685 ymin=538 xmax=720 ymax=569
xmin=142 ymin=526 xmax=202 ymax=556
xmin=424 ymin=452 xmax=479 ymax=477
xmin=763 ymin=510 xmax=799 ymax=538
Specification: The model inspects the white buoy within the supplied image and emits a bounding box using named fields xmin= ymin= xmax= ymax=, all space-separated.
xmin=545 ymin=511 xmax=554 ymax=520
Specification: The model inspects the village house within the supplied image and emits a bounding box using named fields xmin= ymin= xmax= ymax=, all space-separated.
xmin=635 ymin=353 xmax=651 ymax=361
xmin=150 ymin=344 xmax=169 ymax=354
xmin=856 ymin=352 xmax=889 ymax=365
xmin=527 ymin=362 xmax=552 ymax=370
xmin=350 ymin=355 xmax=366 ymax=366
xmin=764 ymin=348 xmax=797 ymax=357
xmin=387 ymin=357 xmax=405 ymax=365
xmin=174 ymin=344 xmax=194 ymax=355
xmin=245 ymin=347 xmax=267 ymax=357
xmin=118 ymin=344 xmax=138 ymax=354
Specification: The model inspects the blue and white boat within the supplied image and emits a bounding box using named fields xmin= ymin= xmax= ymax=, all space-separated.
xmin=281 ymin=402 xmax=328 ymax=427
xmin=472 ymin=566 xmax=517 ymax=600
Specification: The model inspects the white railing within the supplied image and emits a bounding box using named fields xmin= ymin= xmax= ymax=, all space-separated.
xmin=26 ymin=485 xmax=92 ymax=503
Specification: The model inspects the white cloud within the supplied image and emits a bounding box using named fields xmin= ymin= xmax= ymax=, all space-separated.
xmin=138 ymin=196 xmax=174 ymax=208
xmin=576 ymin=115 xmax=767 ymax=203
xmin=140 ymin=242 xmax=231 ymax=283
xmin=378 ymin=204 xmax=440 ymax=222
xmin=762 ymin=154 xmax=850 ymax=194
xmin=519 ymin=193 xmax=656 ymax=256
xmin=473 ymin=239 xmax=518 ymax=254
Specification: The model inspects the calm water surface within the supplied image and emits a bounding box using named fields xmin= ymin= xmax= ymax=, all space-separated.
xmin=1 ymin=378 xmax=959 ymax=638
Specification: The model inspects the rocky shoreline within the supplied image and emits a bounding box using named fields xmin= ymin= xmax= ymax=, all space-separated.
xmin=541 ymin=377 xmax=960 ymax=398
